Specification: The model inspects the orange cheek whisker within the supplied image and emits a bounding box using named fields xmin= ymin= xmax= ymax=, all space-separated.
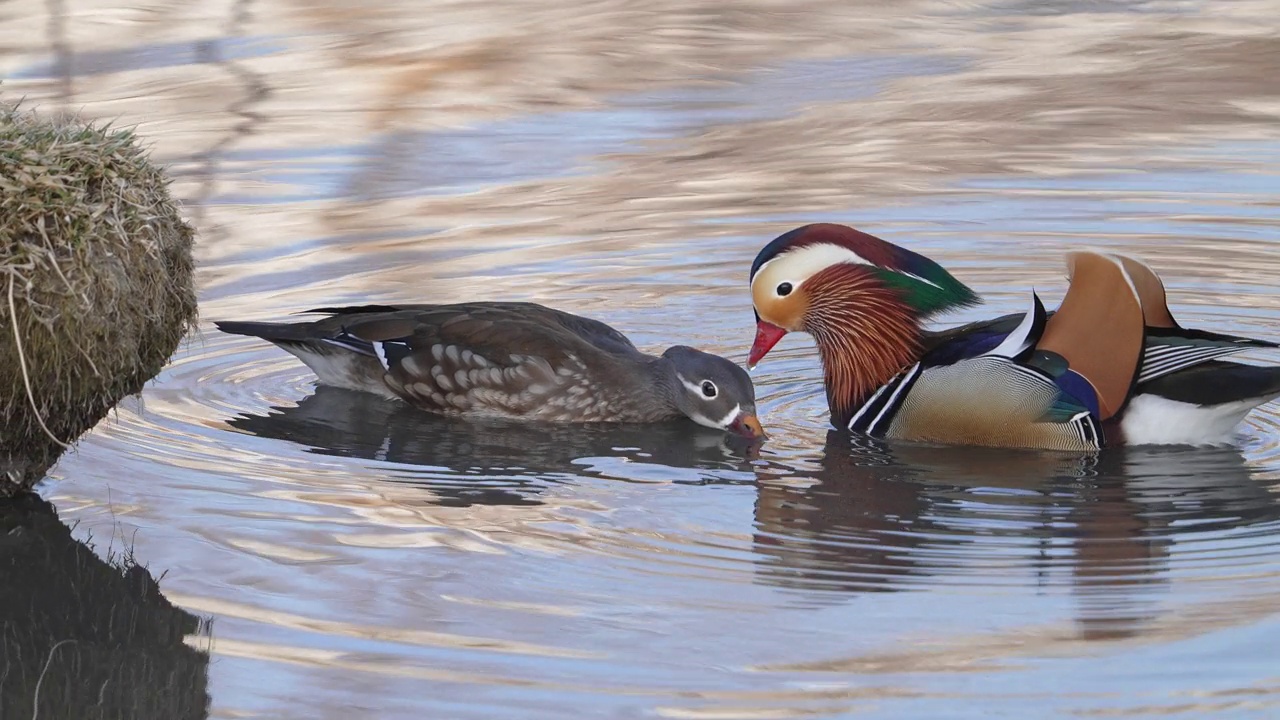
xmin=802 ymin=267 xmax=922 ymax=424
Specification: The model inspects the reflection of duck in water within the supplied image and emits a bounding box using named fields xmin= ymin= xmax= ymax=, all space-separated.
xmin=747 ymin=223 xmax=1280 ymax=449
xmin=752 ymin=434 xmax=1095 ymax=597
xmin=216 ymin=302 xmax=763 ymax=438
xmin=227 ymin=386 xmax=760 ymax=507
xmin=751 ymin=431 xmax=1280 ymax=638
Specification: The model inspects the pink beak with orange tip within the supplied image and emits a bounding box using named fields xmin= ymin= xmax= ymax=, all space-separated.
xmin=748 ymin=321 xmax=788 ymax=369
xmin=729 ymin=413 xmax=766 ymax=440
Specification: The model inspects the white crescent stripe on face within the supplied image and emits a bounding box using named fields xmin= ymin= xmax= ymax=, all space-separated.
xmin=676 ymin=373 xmax=719 ymax=399
xmin=752 ymin=243 xmax=943 ymax=293
xmin=677 ymin=372 xmax=742 ymax=428
xmin=677 ymin=375 xmax=704 ymax=396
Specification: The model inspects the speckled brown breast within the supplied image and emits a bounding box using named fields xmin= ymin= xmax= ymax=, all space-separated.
xmin=381 ymin=343 xmax=650 ymax=421
xmin=316 ymin=303 xmax=678 ymax=423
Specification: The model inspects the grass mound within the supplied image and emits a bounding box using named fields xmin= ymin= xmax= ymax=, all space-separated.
xmin=1 ymin=103 xmax=197 ymax=495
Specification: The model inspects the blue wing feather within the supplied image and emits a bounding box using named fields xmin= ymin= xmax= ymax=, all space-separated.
xmin=921 ymin=331 xmax=1006 ymax=366
xmin=1045 ymin=369 xmax=1100 ymax=422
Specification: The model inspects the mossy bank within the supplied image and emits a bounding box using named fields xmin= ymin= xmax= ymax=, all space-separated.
xmin=1 ymin=103 xmax=197 ymax=495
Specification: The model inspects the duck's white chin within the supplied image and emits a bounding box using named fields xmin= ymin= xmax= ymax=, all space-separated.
xmin=1119 ymin=393 xmax=1267 ymax=446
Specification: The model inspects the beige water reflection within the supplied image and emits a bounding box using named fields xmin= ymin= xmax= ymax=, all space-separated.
xmin=4 ymin=0 xmax=1280 ymax=303
xmin=6 ymin=0 xmax=1280 ymax=718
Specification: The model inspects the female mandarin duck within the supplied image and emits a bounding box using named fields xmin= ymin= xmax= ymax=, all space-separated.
xmin=216 ymin=302 xmax=764 ymax=439
xmin=748 ymin=223 xmax=1280 ymax=450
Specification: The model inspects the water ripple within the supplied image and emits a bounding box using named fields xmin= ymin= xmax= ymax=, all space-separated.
xmin=16 ymin=0 xmax=1280 ymax=715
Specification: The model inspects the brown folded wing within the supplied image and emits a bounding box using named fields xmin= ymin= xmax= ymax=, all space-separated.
xmin=1110 ymin=253 xmax=1178 ymax=329
xmin=1036 ymin=252 xmax=1144 ymax=420
xmin=333 ymin=304 xmax=646 ymax=420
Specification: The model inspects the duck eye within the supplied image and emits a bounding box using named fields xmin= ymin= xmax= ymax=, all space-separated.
xmin=701 ymin=381 xmax=718 ymax=398
xmin=776 ymin=282 xmax=793 ymax=297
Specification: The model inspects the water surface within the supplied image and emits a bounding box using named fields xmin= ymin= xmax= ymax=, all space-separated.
xmin=4 ymin=0 xmax=1280 ymax=717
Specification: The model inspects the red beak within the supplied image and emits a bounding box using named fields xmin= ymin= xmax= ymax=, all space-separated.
xmin=748 ymin=321 xmax=788 ymax=369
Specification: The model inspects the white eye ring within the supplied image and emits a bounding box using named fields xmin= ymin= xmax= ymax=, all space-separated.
xmin=701 ymin=381 xmax=718 ymax=398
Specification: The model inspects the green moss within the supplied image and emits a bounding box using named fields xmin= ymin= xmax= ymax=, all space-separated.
xmin=1 ymin=103 xmax=198 ymax=494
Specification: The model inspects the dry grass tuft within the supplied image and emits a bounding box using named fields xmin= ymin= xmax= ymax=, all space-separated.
xmin=1 ymin=103 xmax=197 ymax=495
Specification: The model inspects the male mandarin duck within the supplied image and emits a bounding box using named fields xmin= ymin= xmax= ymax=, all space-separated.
xmin=216 ymin=302 xmax=764 ymax=438
xmin=747 ymin=223 xmax=1280 ymax=450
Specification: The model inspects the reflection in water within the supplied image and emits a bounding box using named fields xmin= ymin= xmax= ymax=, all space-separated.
xmin=230 ymin=385 xmax=1280 ymax=644
xmin=0 ymin=496 xmax=209 ymax=719
xmin=753 ymin=436 xmax=942 ymax=596
xmin=227 ymin=386 xmax=759 ymax=507
xmin=753 ymin=433 xmax=1280 ymax=638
